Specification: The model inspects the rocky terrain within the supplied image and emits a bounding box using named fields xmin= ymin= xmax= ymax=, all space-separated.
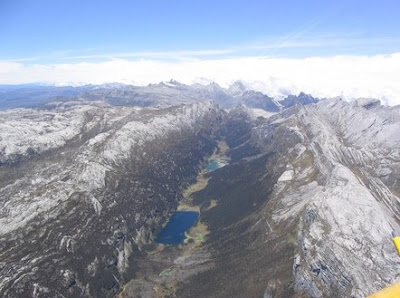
xmin=252 ymin=98 xmax=400 ymax=297
xmin=0 ymin=82 xmax=399 ymax=297
xmin=0 ymin=99 xmax=223 ymax=297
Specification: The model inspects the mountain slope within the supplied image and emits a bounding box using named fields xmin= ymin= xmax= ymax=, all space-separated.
xmin=0 ymin=101 xmax=224 ymax=297
xmin=254 ymin=99 xmax=400 ymax=296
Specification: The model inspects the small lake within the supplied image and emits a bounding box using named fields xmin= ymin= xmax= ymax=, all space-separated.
xmin=156 ymin=211 xmax=199 ymax=245
xmin=206 ymin=159 xmax=227 ymax=172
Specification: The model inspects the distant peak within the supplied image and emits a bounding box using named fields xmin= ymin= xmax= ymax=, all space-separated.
xmin=231 ymin=81 xmax=246 ymax=89
xmin=168 ymin=79 xmax=181 ymax=85
xmin=280 ymin=92 xmax=318 ymax=108
xmin=157 ymin=80 xmax=184 ymax=88
xmin=354 ymin=98 xmax=381 ymax=109
xmin=207 ymin=82 xmax=224 ymax=90
xmin=228 ymin=81 xmax=248 ymax=96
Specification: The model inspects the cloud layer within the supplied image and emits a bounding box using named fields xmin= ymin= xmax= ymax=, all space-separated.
xmin=1 ymin=53 xmax=400 ymax=105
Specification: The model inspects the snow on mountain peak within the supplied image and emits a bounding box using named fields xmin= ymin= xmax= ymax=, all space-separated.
xmin=227 ymin=81 xmax=248 ymax=96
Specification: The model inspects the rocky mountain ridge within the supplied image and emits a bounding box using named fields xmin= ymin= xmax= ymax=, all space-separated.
xmin=0 ymin=81 xmax=317 ymax=112
xmin=252 ymin=98 xmax=400 ymax=297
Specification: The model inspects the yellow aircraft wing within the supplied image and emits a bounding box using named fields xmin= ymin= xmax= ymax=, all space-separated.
xmin=368 ymin=282 xmax=400 ymax=298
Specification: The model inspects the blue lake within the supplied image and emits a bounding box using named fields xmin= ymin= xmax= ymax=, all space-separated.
xmin=156 ymin=211 xmax=199 ymax=245
xmin=206 ymin=160 xmax=221 ymax=172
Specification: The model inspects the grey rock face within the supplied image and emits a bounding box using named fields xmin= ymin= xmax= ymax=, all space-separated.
xmin=253 ymin=98 xmax=400 ymax=297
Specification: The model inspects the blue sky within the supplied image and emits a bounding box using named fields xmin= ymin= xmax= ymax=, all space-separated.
xmin=1 ymin=0 xmax=400 ymax=105
xmin=1 ymin=0 xmax=400 ymax=62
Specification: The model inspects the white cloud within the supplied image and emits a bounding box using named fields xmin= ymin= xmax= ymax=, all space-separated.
xmin=1 ymin=53 xmax=400 ymax=105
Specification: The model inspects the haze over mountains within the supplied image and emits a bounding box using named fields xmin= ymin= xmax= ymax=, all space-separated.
xmin=2 ymin=52 xmax=400 ymax=106
xmin=0 ymin=80 xmax=327 ymax=111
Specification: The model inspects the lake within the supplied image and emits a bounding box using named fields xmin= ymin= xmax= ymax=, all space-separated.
xmin=156 ymin=211 xmax=199 ymax=245
xmin=206 ymin=159 xmax=227 ymax=172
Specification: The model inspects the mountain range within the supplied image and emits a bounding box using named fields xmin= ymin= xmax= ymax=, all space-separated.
xmin=0 ymin=81 xmax=399 ymax=297
xmin=0 ymin=81 xmax=316 ymax=111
